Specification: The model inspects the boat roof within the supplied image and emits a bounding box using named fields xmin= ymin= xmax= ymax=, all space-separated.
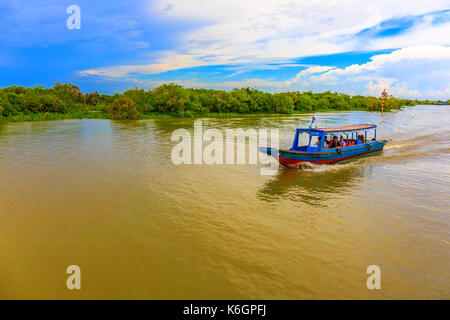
xmin=298 ymin=124 xmax=377 ymax=133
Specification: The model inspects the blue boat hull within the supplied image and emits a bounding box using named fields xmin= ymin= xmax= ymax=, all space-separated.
xmin=260 ymin=140 xmax=387 ymax=167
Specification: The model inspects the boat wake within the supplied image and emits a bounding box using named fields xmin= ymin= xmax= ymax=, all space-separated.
xmin=293 ymin=131 xmax=450 ymax=173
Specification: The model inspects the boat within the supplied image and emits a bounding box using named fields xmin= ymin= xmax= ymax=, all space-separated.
xmin=260 ymin=123 xmax=387 ymax=168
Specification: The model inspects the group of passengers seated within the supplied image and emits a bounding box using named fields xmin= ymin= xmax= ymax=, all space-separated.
xmin=330 ymin=136 xmax=346 ymax=148
xmin=317 ymin=134 xmax=366 ymax=150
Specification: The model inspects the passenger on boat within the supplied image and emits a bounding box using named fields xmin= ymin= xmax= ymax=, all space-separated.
xmin=316 ymin=136 xmax=328 ymax=150
xmin=323 ymin=136 xmax=329 ymax=149
xmin=330 ymin=136 xmax=338 ymax=148
xmin=356 ymin=134 xmax=364 ymax=144
xmin=339 ymin=136 xmax=346 ymax=147
xmin=315 ymin=136 xmax=322 ymax=147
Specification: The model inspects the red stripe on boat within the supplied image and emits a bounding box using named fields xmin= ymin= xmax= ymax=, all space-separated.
xmin=275 ymin=155 xmax=354 ymax=167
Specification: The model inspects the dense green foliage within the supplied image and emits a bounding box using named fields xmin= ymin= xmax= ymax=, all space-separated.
xmin=0 ymin=83 xmax=447 ymax=121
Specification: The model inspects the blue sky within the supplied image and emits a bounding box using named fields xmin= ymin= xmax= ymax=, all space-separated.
xmin=0 ymin=0 xmax=449 ymax=99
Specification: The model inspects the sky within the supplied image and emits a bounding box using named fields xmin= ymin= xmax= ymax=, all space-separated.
xmin=0 ymin=0 xmax=449 ymax=99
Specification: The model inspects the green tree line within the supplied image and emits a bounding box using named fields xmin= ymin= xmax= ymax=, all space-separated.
xmin=0 ymin=83 xmax=447 ymax=121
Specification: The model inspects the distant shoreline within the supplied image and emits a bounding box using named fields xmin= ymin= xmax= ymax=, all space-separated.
xmin=1 ymin=106 xmax=445 ymax=123
xmin=0 ymin=110 xmax=359 ymax=123
xmin=0 ymin=83 xmax=447 ymax=123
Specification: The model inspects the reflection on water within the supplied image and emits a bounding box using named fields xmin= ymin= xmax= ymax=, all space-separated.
xmin=258 ymin=165 xmax=368 ymax=204
xmin=0 ymin=106 xmax=449 ymax=299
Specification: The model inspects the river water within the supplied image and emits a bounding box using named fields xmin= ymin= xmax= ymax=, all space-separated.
xmin=0 ymin=105 xmax=449 ymax=299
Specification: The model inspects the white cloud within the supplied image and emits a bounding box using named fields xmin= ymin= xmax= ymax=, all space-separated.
xmin=78 ymin=1 xmax=450 ymax=98
xmin=82 ymin=0 xmax=450 ymax=78
xmin=318 ymin=45 xmax=450 ymax=79
xmin=84 ymin=45 xmax=450 ymax=98
xmin=79 ymin=52 xmax=205 ymax=77
xmin=181 ymin=78 xmax=287 ymax=89
xmin=285 ymin=46 xmax=450 ymax=98
xmin=368 ymin=15 xmax=450 ymax=50
xmin=366 ymin=80 xmax=422 ymax=98
xmin=286 ymin=66 xmax=335 ymax=85
xmin=148 ymin=0 xmax=450 ymax=65
xmin=427 ymin=85 xmax=450 ymax=99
